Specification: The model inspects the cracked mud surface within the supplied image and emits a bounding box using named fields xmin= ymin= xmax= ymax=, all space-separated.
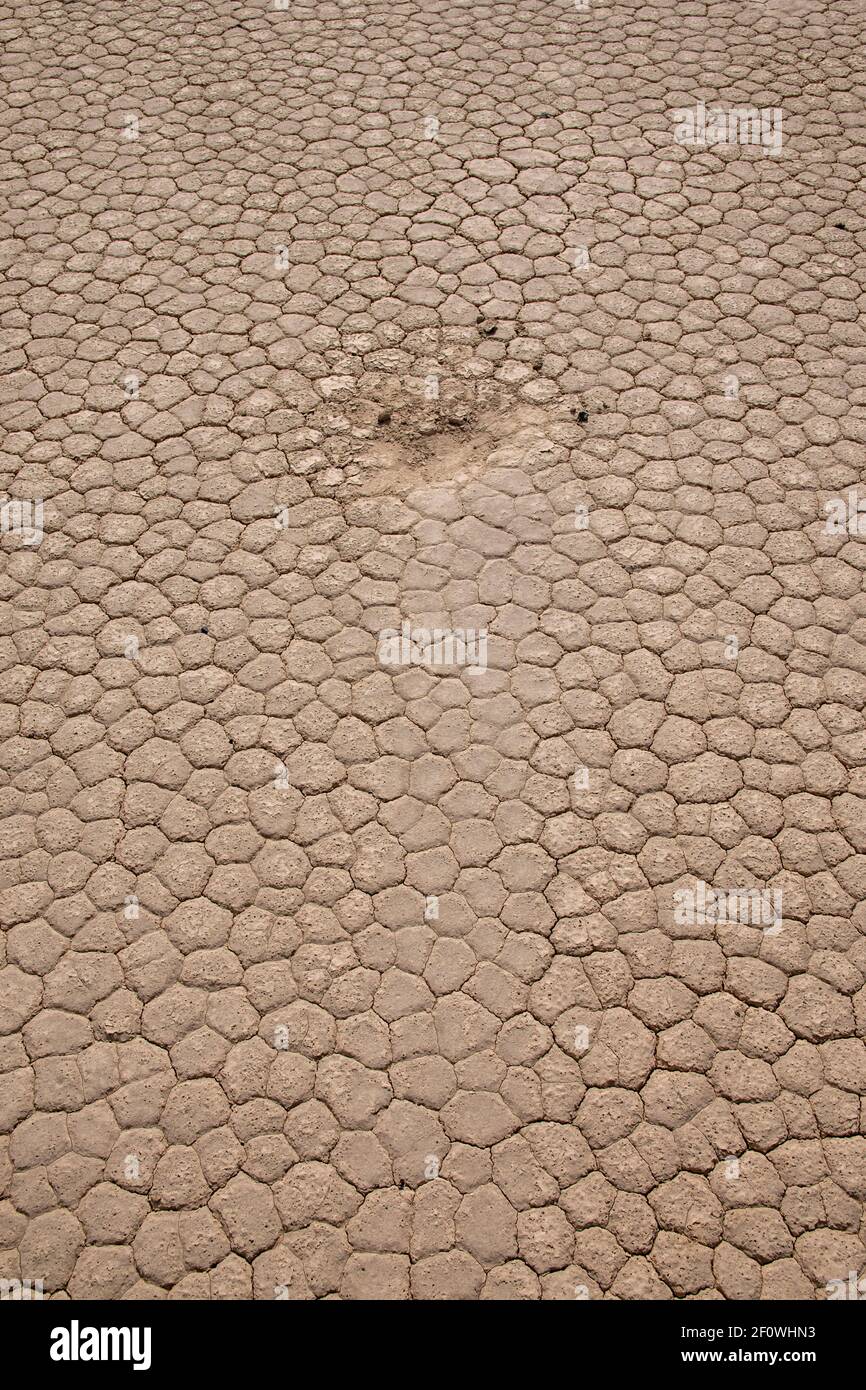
xmin=1 ymin=0 xmax=865 ymax=1301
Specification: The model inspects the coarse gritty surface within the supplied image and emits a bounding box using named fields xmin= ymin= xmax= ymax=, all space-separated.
xmin=1 ymin=0 xmax=865 ymax=1302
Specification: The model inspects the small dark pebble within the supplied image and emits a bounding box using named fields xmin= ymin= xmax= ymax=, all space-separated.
xmin=377 ymin=410 xmax=391 ymax=424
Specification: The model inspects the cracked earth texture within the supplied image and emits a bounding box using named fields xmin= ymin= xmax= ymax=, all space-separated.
xmin=1 ymin=0 xmax=865 ymax=1304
